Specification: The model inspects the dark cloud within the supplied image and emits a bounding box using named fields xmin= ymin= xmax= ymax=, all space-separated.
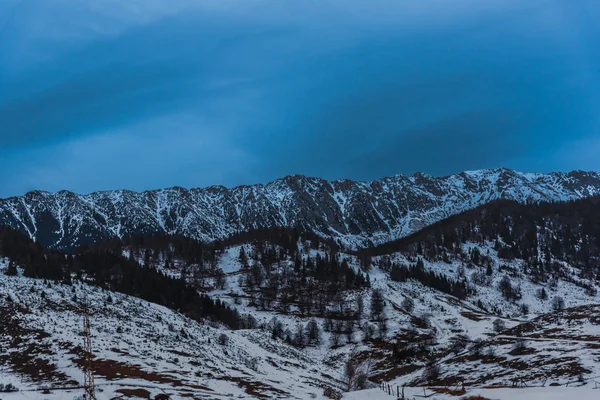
xmin=0 ymin=0 xmax=599 ymax=196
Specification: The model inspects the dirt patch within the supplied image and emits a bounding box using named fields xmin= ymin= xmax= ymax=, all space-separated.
xmin=430 ymin=387 xmax=466 ymax=396
xmin=72 ymin=356 xmax=212 ymax=392
xmin=460 ymin=312 xmax=486 ymax=322
xmin=115 ymin=388 xmax=152 ymax=398
xmin=0 ymin=305 xmax=76 ymax=385
xmin=210 ymin=375 xmax=289 ymax=398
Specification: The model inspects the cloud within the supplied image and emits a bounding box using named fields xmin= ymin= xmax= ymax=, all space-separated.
xmin=0 ymin=0 xmax=599 ymax=196
xmin=0 ymin=114 xmax=258 ymax=195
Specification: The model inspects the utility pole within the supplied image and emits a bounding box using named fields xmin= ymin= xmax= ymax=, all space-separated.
xmin=82 ymin=295 xmax=96 ymax=400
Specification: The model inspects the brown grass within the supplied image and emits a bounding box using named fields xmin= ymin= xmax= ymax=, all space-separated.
xmin=0 ymin=305 xmax=77 ymax=385
xmin=431 ymin=387 xmax=466 ymax=396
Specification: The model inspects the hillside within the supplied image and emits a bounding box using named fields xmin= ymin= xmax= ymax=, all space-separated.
xmin=2 ymin=169 xmax=600 ymax=250
xmin=3 ymin=196 xmax=600 ymax=399
xmin=0 ymin=259 xmax=342 ymax=399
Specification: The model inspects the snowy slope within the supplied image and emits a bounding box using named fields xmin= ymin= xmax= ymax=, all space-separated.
xmin=201 ymin=238 xmax=600 ymax=394
xmin=0 ymin=260 xmax=342 ymax=400
xmin=3 ymin=235 xmax=600 ymax=399
xmin=2 ymin=168 xmax=600 ymax=250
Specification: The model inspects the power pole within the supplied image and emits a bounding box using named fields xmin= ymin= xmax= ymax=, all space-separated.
xmin=82 ymin=296 xmax=96 ymax=400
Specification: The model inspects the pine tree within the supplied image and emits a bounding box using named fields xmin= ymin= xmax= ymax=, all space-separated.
xmin=4 ymin=261 xmax=17 ymax=276
xmin=306 ymin=319 xmax=321 ymax=346
xmin=293 ymin=323 xmax=306 ymax=348
xmin=370 ymin=289 xmax=385 ymax=319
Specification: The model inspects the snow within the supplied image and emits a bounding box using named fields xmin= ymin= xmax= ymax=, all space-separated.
xmin=0 ymin=258 xmax=341 ymax=399
xmin=438 ymin=386 xmax=600 ymax=400
xmin=344 ymin=386 xmax=600 ymax=399
xmin=343 ymin=388 xmax=394 ymax=399
xmin=4 ymin=169 xmax=600 ymax=251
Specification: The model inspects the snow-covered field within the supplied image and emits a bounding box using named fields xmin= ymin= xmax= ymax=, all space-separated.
xmin=0 ymin=258 xmax=342 ymax=399
xmin=346 ymin=386 xmax=600 ymax=399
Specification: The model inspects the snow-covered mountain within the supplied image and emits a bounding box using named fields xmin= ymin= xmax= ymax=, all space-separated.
xmin=2 ymin=168 xmax=600 ymax=250
xmin=3 ymin=194 xmax=600 ymax=399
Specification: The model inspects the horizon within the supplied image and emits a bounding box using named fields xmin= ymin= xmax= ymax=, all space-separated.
xmin=3 ymin=166 xmax=599 ymax=199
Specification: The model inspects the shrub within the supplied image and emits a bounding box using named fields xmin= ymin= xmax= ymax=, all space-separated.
xmin=552 ymin=296 xmax=565 ymax=311
xmin=492 ymin=318 xmax=506 ymax=333
xmin=401 ymin=297 xmax=415 ymax=313
xmin=217 ymin=333 xmax=229 ymax=346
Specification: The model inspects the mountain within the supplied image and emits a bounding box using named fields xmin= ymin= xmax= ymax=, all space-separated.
xmin=2 ymin=168 xmax=600 ymax=250
xmin=3 ymin=195 xmax=600 ymax=399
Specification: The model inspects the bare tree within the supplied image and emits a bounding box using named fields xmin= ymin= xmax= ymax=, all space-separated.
xmin=344 ymin=347 xmax=374 ymax=392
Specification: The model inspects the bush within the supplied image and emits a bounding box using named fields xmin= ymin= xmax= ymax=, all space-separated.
xmin=0 ymin=383 xmax=18 ymax=392
xmin=217 ymin=333 xmax=229 ymax=346
xmin=492 ymin=318 xmax=506 ymax=333
xmin=401 ymin=297 xmax=415 ymax=313
xmin=449 ymin=334 xmax=470 ymax=354
xmin=512 ymin=339 xmax=527 ymax=354
xmin=422 ymin=359 xmax=441 ymax=382
xmin=469 ymin=338 xmax=486 ymax=356
xmin=552 ymin=296 xmax=565 ymax=311
xmin=323 ymin=386 xmax=343 ymax=400
xmin=4 ymin=262 xmax=17 ymax=276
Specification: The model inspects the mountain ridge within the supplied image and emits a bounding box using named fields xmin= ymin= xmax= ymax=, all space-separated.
xmin=2 ymin=168 xmax=600 ymax=250
xmin=5 ymin=167 xmax=598 ymax=199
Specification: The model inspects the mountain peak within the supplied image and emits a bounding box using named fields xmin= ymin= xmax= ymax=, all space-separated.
xmin=1 ymin=169 xmax=600 ymax=250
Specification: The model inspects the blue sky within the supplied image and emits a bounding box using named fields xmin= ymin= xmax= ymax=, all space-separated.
xmin=0 ymin=0 xmax=599 ymax=197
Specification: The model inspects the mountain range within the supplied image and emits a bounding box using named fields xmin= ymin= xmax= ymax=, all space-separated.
xmin=2 ymin=168 xmax=600 ymax=250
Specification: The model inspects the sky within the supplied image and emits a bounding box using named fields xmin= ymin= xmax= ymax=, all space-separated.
xmin=0 ymin=0 xmax=599 ymax=197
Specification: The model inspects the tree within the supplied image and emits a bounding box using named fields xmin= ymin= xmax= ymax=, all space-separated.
xmin=306 ymin=319 xmax=321 ymax=346
xmin=270 ymin=317 xmax=284 ymax=340
xmin=355 ymin=294 xmax=365 ymax=318
xmin=344 ymin=348 xmax=374 ymax=392
xmin=4 ymin=261 xmax=17 ymax=276
xmin=401 ymin=297 xmax=415 ymax=313
xmin=293 ymin=323 xmax=306 ymax=348
xmin=472 ymin=247 xmax=481 ymax=265
xmin=362 ymin=322 xmax=374 ymax=342
xmin=449 ymin=334 xmax=470 ymax=354
xmin=217 ymin=333 xmax=229 ymax=346
xmin=492 ymin=318 xmax=506 ymax=333
xmin=331 ymin=329 xmax=342 ymax=347
xmin=376 ymin=315 xmax=388 ymax=339
xmin=370 ymin=289 xmax=385 ymax=319
xmin=552 ymin=296 xmax=565 ymax=311
xmin=499 ymin=275 xmax=518 ymax=301
xmin=345 ymin=319 xmax=354 ymax=343
xmin=422 ymin=358 xmax=441 ymax=383
xmin=512 ymin=338 xmax=528 ymax=354
xmin=238 ymin=246 xmax=247 ymax=264
xmin=214 ymin=269 xmax=227 ymax=290
xmin=469 ymin=338 xmax=486 ymax=356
